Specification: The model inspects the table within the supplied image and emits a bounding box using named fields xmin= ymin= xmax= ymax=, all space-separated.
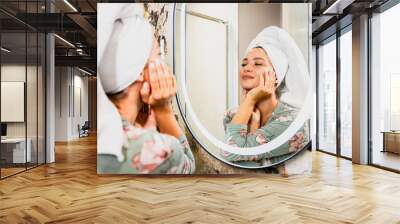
xmin=381 ymin=131 xmax=400 ymax=154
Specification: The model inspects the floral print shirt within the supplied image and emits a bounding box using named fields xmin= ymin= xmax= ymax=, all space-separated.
xmin=221 ymin=101 xmax=309 ymax=167
xmin=98 ymin=118 xmax=195 ymax=174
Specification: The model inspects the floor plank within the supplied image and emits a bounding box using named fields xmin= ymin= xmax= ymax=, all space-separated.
xmin=0 ymin=135 xmax=399 ymax=223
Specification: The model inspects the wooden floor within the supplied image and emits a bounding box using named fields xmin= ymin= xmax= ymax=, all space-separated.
xmin=1 ymin=135 xmax=400 ymax=223
xmin=1 ymin=167 xmax=26 ymax=178
xmin=1 ymin=163 xmax=44 ymax=178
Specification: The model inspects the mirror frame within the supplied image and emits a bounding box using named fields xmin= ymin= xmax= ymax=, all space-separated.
xmin=173 ymin=3 xmax=313 ymax=169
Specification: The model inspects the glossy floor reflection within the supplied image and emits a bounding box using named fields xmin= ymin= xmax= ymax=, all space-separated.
xmin=373 ymin=150 xmax=400 ymax=171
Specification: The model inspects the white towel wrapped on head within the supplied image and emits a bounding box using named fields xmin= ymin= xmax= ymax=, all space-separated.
xmin=246 ymin=26 xmax=310 ymax=109
xmin=98 ymin=4 xmax=153 ymax=94
xmin=97 ymin=4 xmax=153 ymax=161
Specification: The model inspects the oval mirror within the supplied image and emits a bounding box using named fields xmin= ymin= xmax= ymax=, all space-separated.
xmin=173 ymin=3 xmax=312 ymax=169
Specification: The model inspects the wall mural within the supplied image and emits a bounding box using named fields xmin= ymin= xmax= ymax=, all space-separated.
xmin=144 ymin=3 xmax=169 ymax=56
xmin=97 ymin=3 xmax=312 ymax=175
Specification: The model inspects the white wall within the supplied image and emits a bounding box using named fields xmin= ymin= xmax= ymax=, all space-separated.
xmin=1 ymin=65 xmax=36 ymax=138
xmin=72 ymin=73 xmax=89 ymax=138
xmin=1 ymin=65 xmax=26 ymax=138
xmin=281 ymin=3 xmax=311 ymax=64
xmin=55 ymin=67 xmax=89 ymax=141
xmin=185 ymin=3 xmax=238 ymax=142
xmin=55 ymin=66 xmax=69 ymax=141
xmin=238 ymin=3 xmax=282 ymax=60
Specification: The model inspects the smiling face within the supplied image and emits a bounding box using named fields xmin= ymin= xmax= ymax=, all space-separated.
xmin=240 ymin=48 xmax=276 ymax=91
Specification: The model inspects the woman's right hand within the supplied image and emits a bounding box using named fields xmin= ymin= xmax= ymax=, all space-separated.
xmin=249 ymin=108 xmax=261 ymax=133
xmin=245 ymin=69 xmax=276 ymax=105
xmin=140 ymin=60 xmax=183 ymax=138
xmin=231 ymin=69 xmax=276 ymax=126
xmin=140 ymin=61 xmax=177 ymax=108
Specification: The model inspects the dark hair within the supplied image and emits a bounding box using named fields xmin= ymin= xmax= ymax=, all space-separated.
xmin=275 ymin=79 xmax=286 ymax=99
xmin=106 ymin=82 xmax=135 ymax=104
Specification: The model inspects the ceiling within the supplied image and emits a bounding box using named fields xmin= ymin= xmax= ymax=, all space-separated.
xmin=0 ymin=0 xmax=98 ymax=73
xmin=311 ymin=0 xmax=390 ymax=44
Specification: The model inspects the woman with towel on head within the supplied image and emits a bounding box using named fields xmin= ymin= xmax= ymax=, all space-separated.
xmin=221 ymin=26 xmax=310 ymax=167
xmin=97 ymin=4 xmax=195 ymax=174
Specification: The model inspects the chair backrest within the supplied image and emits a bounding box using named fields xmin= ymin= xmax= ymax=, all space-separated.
xmin=82 ymin=121 xmax=90 ymax=129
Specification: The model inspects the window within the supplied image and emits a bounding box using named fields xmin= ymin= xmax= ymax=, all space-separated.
xmin=390 ymin=74 xmax=400 ymax=130
xmin=370 ymin=2 xmax=400 ymax=171
xmin=339 ymin=29 xmax=352 ymax=158
xmin=317 ymin=37 xmax=337 ymax=154
xmin=0 ymin=1 xmax=47 ymax=179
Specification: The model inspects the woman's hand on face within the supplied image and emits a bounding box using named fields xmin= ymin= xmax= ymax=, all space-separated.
xmin=245 ymin=69 xmax=276 ymax=105
xmin=140 ymin=61 xmax=177 ymax=108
